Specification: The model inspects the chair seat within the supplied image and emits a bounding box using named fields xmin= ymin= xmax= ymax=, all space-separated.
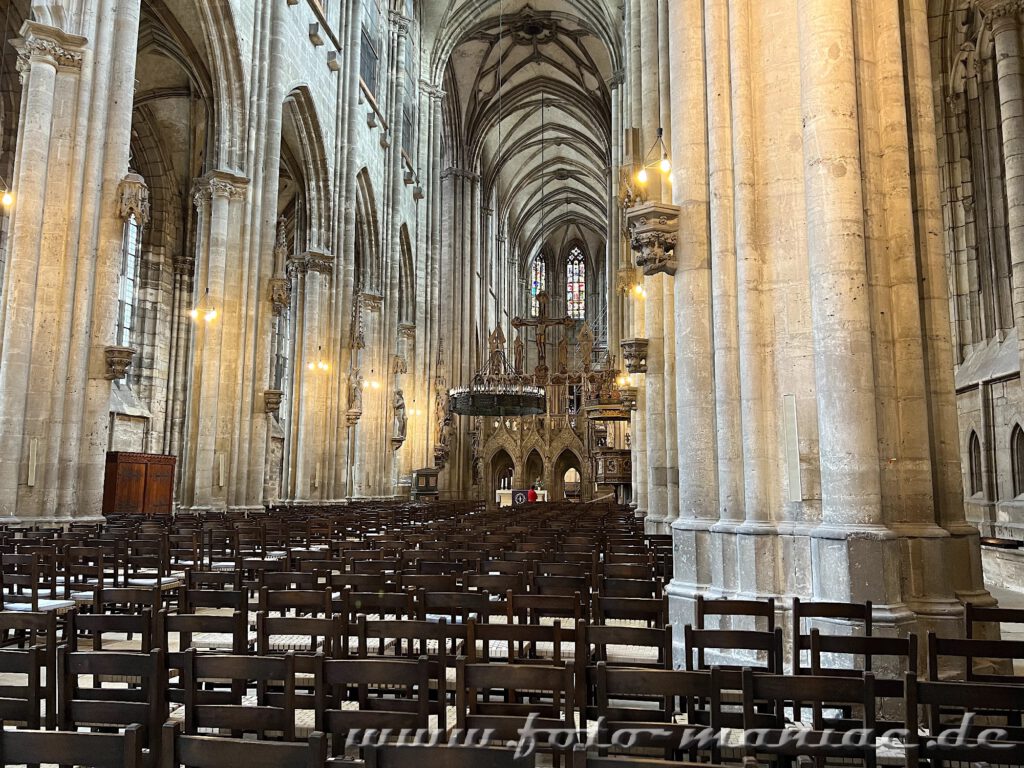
xmin=190 ymin=631 xmax=257 ymax=651
xmin=265 ymin=635 xmax=324 ymax=653
xmin=532 ymin=641 xmax=578 ymax=660
xmin=127 ymin=576 xmax=182 ymax=590
xmin=604 ymin=644 xmax=661 ymax=665
xmin=3 ymin=599 xmax=76 ymax=614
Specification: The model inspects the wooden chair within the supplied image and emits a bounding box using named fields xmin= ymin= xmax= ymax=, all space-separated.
xmin=68 ymin=606 xmax=157 ymax=652
xmin=927 ymin=631 xmax=1024 ymax=684
xmin=0 ymin=721 xmax=144 ymax=768
xmin=696 ymin=595 xmax=774 ymax=632
xmin=569 ymin=748 xmax=721 ymax=768
xmin=455 ymin=659 xmax=576 ymax=753
xmin=742 ymin=667 xmax=879 ymax=768
xmin=359 ymin=744 xmax=536 ymax=768
xmin=314 ymin=655 xmax=431 ymax=754
xmin=181 ymin=648 xmax=298 ymax=740
xmin=0 ymin=646 xmax=42 ymax=729
xmin=791 ymin=597 xmax=872 ymax=674
xmin=593 ymin=595 xmax=666 ymax=628
xmin=0 ymin=610 xmax=57 ymax=726
xmin=905 ymin=671 xmax=1024 ymax=768
xmin=683 ymin=625 xmax=784 ymax=673
xmin=58 ymin=647 xmax=167 ymax=767
xmin=593 ymin=662 xmax=721 ymax=762
xmin=965 ymin=601 xmax=1024 ymax=638
xmin=161 ymin=722 xmax=327 ymax=768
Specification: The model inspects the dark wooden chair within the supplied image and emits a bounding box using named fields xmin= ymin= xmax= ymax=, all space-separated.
xmin=0 ymin=721 xmax=144 ymax=768
xmin=455 ymin=659 xmax=576 ymax=753
xmin=58 ymin=647 xmax=167 ymax=767
xmin=161 ymin=721 xmax=327 ymax=768
xmin=181 ymin=648 xmax=298 ymax=740
xmin=593 ymin=662 xmax=721 ymax=762
xmin=965 ymin=601 xmax=1024 ymax=639
xmin=0 ymin=646 xmax=42 ymax=729
xmin=791 ymin=597 xmax=872 ymax=674
xmin=0 ymin=610 xmax=57 ymax=726
xmin=927 ymin=631 xmax=1024 ymax=684
xmin=314 ymin=655 xmax=431 ymax=754
xmin=905 ymin=671 xmax=1024 ymax=768
xmin=683 ymin=625 xmax=784 ymax=672
xmin=742 ymin=667 xmax=878 ymax=768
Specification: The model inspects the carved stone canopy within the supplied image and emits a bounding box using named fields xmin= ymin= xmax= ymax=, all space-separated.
xmin=104 ymin=346 xmax=136 ymax=381
xmin=268 ymin=277 xmax=290 ymax=315
xmin=118 ymin=171 xmax=150 ymax=227
xmin=625 ymin=201 xmax=679 ymax=276
xmin=621 ymin=338 xmax=649 ymax=375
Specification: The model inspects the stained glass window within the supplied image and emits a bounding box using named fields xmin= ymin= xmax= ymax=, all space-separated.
xmin=566 ymin=246 xmax=585 ymax=320
xmin=531 ymin=256 xmax=547 ymax=316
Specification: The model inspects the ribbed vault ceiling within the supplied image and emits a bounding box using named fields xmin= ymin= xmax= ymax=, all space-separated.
xmin=435 ymin=0 xmax=620 ymax=262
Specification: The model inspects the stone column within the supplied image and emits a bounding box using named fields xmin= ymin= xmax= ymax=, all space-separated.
xmin=984 ymin=2 xmax=1024 ymax=368
xmin=667 ymin=0 xmax=719 ymax=641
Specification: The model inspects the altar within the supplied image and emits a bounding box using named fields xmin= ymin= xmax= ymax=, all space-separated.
xmin=496 ymin=489 xmax=549 ymax=507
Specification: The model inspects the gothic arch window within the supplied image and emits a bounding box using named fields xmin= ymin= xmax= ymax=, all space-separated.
xmin=116 ymin=213 xmax=142 ymax=348
xmin=968 ymin=431 xmax=983 ymax=497
xmin=1012 ymin=425 xmax=1024 ymax=498
xmin=530 ymin=256 xmax=546 ymax=316
xmin=566 ymin=245 xmax=585 ymax=320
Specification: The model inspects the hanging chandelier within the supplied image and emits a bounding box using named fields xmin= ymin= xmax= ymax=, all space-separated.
xmin=449 ymin=347 xmax=546 ymax=417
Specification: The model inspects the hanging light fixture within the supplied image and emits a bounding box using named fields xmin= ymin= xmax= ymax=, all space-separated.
xmin=190 ymin=289 xmax=217 ymax=323
xmin=307 ymin=346 xmax=330 ymax=372
xmin=635 ymin=127 xmax=671 ymax=186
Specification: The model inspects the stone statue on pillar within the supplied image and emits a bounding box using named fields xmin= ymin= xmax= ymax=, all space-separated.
xmin=393 ymin=389 xmax=407 ymax=441
xmin=513 ymin=334 xmax=524 ymax=375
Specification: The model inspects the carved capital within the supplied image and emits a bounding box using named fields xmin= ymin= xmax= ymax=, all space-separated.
xmin=173 ymin=254 xmax=195 ymax=277
xmin=263 ymin=389 xmax=284 ymax=415
xmin=389 ymin=11 xmax=412 ymax=36
xmin=104 ymin=346 xmax=136 ymax=381
xmin=193 ymin=170 xmax=249 ymax=208
xmin=118 ymin=171 xmax=150 ymax=226
xmin=268 ymin=277 xmax=291 ymax=315
xmin=306 ymin=250 xmax=334 ymax=275
xmin=420 ymin=80 xmax=445 ymax=100
xmin=15 ymin=21 xmax=87 ymax=72
xmin=392 ymin=355 xmax=408 ymax=375
xmin=979 ymin=0 xmax=1023 ymax=27
xmin=620 ymin=338 xmax=649 ymax=375
xmin=286 ymin=256 xmax=308 ymax=279
xmin=360 ymin=292 xmax=384 ymax=312
xmin=398 ymin=322 xmax=416 ymax=342
xmin=625 ymin=202 xmax=679 ymax=276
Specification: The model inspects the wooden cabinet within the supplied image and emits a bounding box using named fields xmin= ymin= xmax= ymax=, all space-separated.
xmin=102 ymin=452 xmax=176 ymax=517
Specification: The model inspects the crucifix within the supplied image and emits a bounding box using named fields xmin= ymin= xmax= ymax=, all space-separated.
xmin=512 ymin=291 xmax=575 ymax=373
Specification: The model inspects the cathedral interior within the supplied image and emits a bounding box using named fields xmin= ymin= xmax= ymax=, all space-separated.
xmin=1 ymin=0 xmax=1024 ymax=763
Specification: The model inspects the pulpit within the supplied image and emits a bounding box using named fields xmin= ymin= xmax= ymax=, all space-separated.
xmin=102 ymin=452 xmax=176 ymax=517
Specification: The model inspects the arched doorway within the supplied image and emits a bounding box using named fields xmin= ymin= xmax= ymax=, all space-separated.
xmin=525 ymin=449 xmax=544 ymax=491
xmin=490 ymin=449 xmax=515 ymax=495
xmin=553 ymin=449 xmax=583 ymax=502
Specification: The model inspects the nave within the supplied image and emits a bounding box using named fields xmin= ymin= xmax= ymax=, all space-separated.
xmin=0 ymin=500 xmax=1021 ymax=767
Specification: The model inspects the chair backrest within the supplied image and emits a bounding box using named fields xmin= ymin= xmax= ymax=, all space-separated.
xmin=0 ymin=646 xmax=41 ymax=729
xmin=593 ymin=662 xmax=720 ymax=762
xmin=315 ymin=655 xmax=431 ymax=742
xmin=964 ymin=601 xmax=1024 ymax=639
xmin=905 ymin=671 xmax=1024 ymax=766
xmin=161 ymin=722 xmax=326 ymax=768
xmin=683 ymin=625 xmax=784 ymax=673
xmin=791 ymin=597 xmax=872 ymax=673
xmin=58 ymin=647 xmax=166 ymax=762
xmin=0 ymin=722 xmax=143 ymax=768
xmin=927 ymin=631 xmax=1024 ymax=684
xmin=809 ymin=629 xmax=917 ymax=696
xmin=696 ymin=595 xmax=775 ymax=632
xmin=181 ymin=648 xmax=297 ymax=740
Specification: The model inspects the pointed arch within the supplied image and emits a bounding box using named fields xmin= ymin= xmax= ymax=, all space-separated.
xmin=968 ymin=431 xmax=983 ymax=497
xmin=1012 ymin=424 xmax=1024 ymax=498
xmin=282 ymin=87 xmax=333 ymax=254
xmin=355 ymin=169 xmax=381 ymax=293
xmin=398 ymin=225 xmax=415 ymax=325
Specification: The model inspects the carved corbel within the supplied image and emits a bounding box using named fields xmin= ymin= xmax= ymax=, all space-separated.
xmin=625 ymin=201 xmax=679 ymax=276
